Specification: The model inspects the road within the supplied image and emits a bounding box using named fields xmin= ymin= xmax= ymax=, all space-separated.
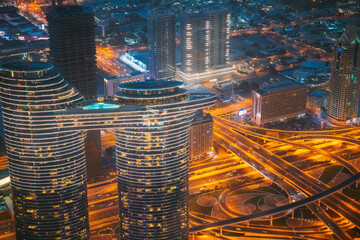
xmin=207 ymin=121 xmax=360 ymax=239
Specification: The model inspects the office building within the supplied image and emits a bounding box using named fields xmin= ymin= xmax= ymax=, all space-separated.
xmin=328 ymin=27 xmax=360 ymax=124
xmin=47 ymin=4 xmax=97 ymax=98
xmin=0 ymin=62 xmax=216 ymax=239
xmin=47 ymin=3 xmax=101 ymax=179
xmin=252 ymin=79 xmax=307 ymax=125
xmin=104 ymin=71 xmax=145 ymax=96
xmin=189 ymin=110 xmax=213 ymax=158
xmin=179 ymin=8 xmax=231 ymax=85
xmin=148 ymin=10 xmax=176 ymax=80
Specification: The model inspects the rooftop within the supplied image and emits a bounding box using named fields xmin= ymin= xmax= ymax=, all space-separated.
xmin=148 ymin=10 xmax=175 ymax=18
xmin=256 ymin=79 xmax=304 ymax=95
xmin=301 ymin=61 xmax=329 ymax=69
xmin=83 ymin=102 xmax=119 ymax=110
xmin=119 ymin=80 xmax=182 ymax=91
xmin=0 ymin=62 xmax=52 ymax=72
xmin=192 ymin=111 xmax=213 ymax=125
xmin=308 ymin=90 xmax=329 ymax=98
xmin=47 ymin=4 xmax=93 ymax=18
xmin=338 ymin=24 xmax=360 ymax=45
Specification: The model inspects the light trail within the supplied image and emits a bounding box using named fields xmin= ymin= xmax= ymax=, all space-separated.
xmin=190 ymin=172 xmax=360 ymax=233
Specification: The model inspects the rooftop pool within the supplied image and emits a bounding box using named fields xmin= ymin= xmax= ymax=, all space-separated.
xmin=83 ymin=102 xmax=120 ymax=110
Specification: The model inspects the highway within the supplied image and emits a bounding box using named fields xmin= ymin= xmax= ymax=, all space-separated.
xmin=190 ymin=211 xmax=354 ymax=240
xmin=212 ymin=127 xmax=355 ymax=239
xmin=219 ymin=117 xmax=359 ymax=175
xmin=217 ymin=121 xmax=360 ymax=223
xmin=190 ymin=170 xmax=360 ymax=233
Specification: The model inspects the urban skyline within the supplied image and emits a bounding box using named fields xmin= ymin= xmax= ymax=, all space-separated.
xmin=0 ymin=0 xmax=360 ymax=240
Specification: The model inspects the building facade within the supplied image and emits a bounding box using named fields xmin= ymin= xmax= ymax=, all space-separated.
xmin=208 ymin=8 xmax=230 ymax=69
xmin=0 ymin=62 xmax=88 ymax=239
xmin=189 ymin=110 xmax=213 ymax=158
xmin=328 ymin=27 xmax=360 ymax=124
xmin=252 ymin=79 xmax=307 ymax=125
xmin=47 ymin=4 xmax=97 ymax=98
xmin=0 ymin=62 xmax=216 ymax=239
xmin=148 ymin=10 xmax=176 ymax=80
xmin=104 ymin=72 xmax=145 ymax=96
xmin=47 ymin=4 xmax=101 ymax=179
xmin=179 ymin=8 xmax=231 ymax=85
xmin=180 ymin=10 xmax=210 ymax=75
xmin=307 ymin=90 xmax=329 ymax=114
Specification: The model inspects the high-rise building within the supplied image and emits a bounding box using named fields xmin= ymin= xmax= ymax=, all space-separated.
xmin=179 ymin=8 xmax=231 ymax=85
xmin=0 ymin=62 xmax=88 ymax=239
xmin=148 ymin=10 xmax=176 ymax=80
xmin=180 ymin=10 xmax=210 ymax=75
xmin=0 ymin=62 xmax=216 ymax=239
xmin=189 ymin=110 xmax=213 ymax=158
xmin=328 ymin=27 xmax=360 ymax=124
xmin=208 ymin=8 xmax=230 ymax=69
xmin=47 ymin=4 xmax=97 ymax=98
xmin=115 ymin=80 xmax=215 ymax=239
xmin=252 ymin=79 xmax=307 ymax=125
xmin=47 ymin=4 xmax=101 ymax=179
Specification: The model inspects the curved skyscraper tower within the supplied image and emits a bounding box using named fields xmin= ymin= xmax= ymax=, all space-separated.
xmin=0 ymin=62 xmax=89 ymax=239
xmin=0 ymin=62 xmax=216 ymax=239
xmin=115 ymin=81 xmax=204 ymax=239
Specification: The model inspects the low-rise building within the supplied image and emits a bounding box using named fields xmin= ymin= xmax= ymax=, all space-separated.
xmin=104 ymin=72 xmax=145 ymax=96
xmin=252 ymin=79 xmax=307 ymax=125
xmin=294 ymin=61 xmax=331 ymax=82
xmin=307 ymin=90 xmax=329 ymax=114
xmin=190 ymin=110 xmax=213 ymax=158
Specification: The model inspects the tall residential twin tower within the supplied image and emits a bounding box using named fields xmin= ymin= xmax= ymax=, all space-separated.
xmin=0 ymin=62 xmax=216 ymax=239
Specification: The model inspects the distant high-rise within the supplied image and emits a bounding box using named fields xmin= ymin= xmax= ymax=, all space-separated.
xmin=328 ymin=26 xmax=360 ymax=124
xmin=208 ymin=8 xmax=230 ymax=69
xmin=47 ymin=4 xmax=101 ymax=179
xmin=180 ymin=10 xmax=210 ymax=75
xmin=47 ymin=4 xmax=97 ymax=98
xmin=148 ymin=10 xmax=176 ymax=80
xmin=179 ymin=8 xmax=231 ymax=84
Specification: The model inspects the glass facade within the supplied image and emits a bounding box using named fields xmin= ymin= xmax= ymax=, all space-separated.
xmin=0 ymin=65 xmax=216 ymax=239
xmin=0 ymin=62 xmax=88 ymax=239
xmin=328 ymin=29 xmax=360 ymax=123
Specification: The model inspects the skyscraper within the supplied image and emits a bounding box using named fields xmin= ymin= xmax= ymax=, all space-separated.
xmin=179 ymin=8 xmax=231 ymax=84
xmin=208 ymin=8 xmax=230 ymax=69
xmin=115 ymin=80 xmax=216 ymax=239
xmin=0 ymin=62 xmax=88 ymax=239
xmin=180 ymin=10 xmax=210 ymax=75
xmin=47 ymin=4 xmax=97 ymax=98
xmin=0 ymin=62 xmax=216 ymax=239
xmin=328 ymin=26 xmax=360 ymax=124
xmin=148 ymin=10 xmax=176 ymax=80
xmin=47 ymin=3 xmax=101 ymax=179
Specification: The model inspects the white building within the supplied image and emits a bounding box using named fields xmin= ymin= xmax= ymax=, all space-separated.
xmin=104 ymin=72 xmax=145 ymax=96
